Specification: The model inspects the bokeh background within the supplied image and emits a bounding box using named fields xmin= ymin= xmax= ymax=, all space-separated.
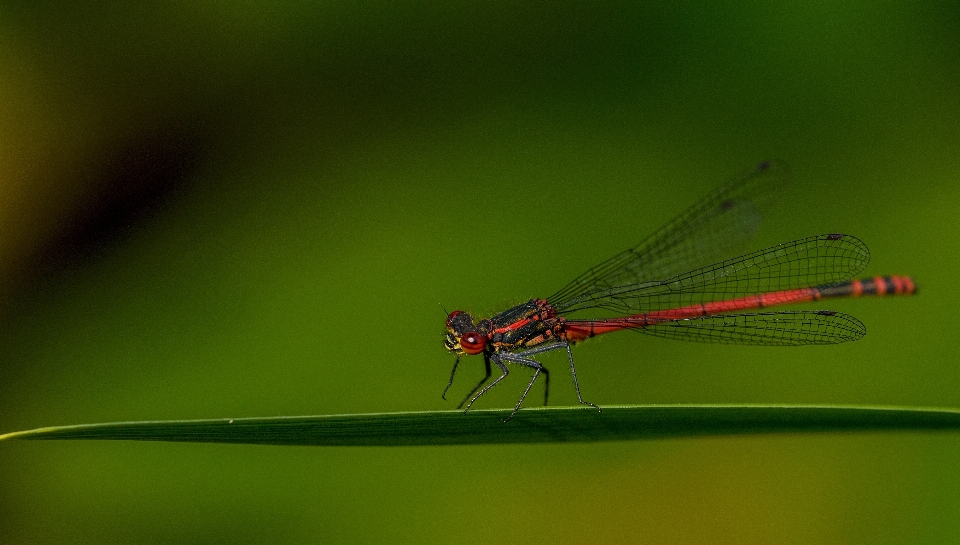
xmin=1 ymin=2 xmax=958 ymax=543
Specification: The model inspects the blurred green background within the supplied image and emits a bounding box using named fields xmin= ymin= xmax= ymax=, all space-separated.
xmin=1 ymin=1 xmax=958 ymax=543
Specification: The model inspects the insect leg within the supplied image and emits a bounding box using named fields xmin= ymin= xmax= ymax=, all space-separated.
xmin=564 ymin=343 xmax=601 ymax=413
xmin=441 ymin=355 xmax=461 ymax=400
xmin=456 ymin=354 xmax=493 ymax=409
xmin=462 ymin=356 xmax=509 ymax=413
xmin=497 ymin=352 xmax=549 ymax=421
xmin=509 ymin=342 xmax=573 ymax=408
xmin=541 ymin=366 xmax=550 ymax=406
xmin=511 ymin=342 xmax=567 ymax=357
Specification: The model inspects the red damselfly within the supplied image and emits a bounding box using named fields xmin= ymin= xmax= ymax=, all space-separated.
xmin=442 ymin=160 xmax=916 ymax=421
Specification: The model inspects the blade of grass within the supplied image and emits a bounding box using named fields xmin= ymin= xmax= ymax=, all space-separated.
xmin=2 ymin=405 xmax=960 ymax=446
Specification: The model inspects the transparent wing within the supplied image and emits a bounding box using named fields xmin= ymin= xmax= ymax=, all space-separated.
xmin=549 ymin=160 xmax=790 ymax=305
xmin=631 ymin=311 xmax=866 ymax=346
xmin=554 ymin=234 xmax=869 ymax=314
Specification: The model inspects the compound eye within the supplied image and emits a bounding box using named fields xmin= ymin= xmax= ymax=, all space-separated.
xmin=460 ymin=331 xmax=487 ymax=355
xmin=445 ymin=310 xmax=462 ymax=328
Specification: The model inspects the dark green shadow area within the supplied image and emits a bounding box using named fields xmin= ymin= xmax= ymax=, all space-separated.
xmin=3 ymin=405 xmax=960 ymax=446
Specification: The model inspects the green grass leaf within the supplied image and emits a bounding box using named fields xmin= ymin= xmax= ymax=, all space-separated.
xmin=3 ymin=405 xmax=960 ymax=446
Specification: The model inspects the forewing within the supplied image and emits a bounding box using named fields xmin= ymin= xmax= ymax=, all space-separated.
xmin=555 ymin=234 xmax=869 ymax=314
xmin=550 ymin=160 xmax=789 ymax=305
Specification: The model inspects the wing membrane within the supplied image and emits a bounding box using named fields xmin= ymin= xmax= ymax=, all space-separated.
xmin=550 ymin=160 xmax=789 ymax=304
xmin=631 ymin=311 xmax=866 ymax=346
xmin=554 ymin=234 xmax=869 ymax=314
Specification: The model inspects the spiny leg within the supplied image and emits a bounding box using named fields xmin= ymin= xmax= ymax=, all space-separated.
xmin=456 ymin=354 xmax=492 ymax=409
xmin=498 ymin=353 xmax=548 ymax=422
xmin=511 ymin=342 xmax=567 ymax=357
xmin=463 ymin=357 xmax=509 ymax=413
xmin=565 ymin=343 xmax=600 ymax=413
xmin=509 ymin=342 xmax=571 ymax=408
xmin=540 ymin=366 xmax=550 ymax=406
xmin=441 ymin=355 xmax=461 ymax=400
